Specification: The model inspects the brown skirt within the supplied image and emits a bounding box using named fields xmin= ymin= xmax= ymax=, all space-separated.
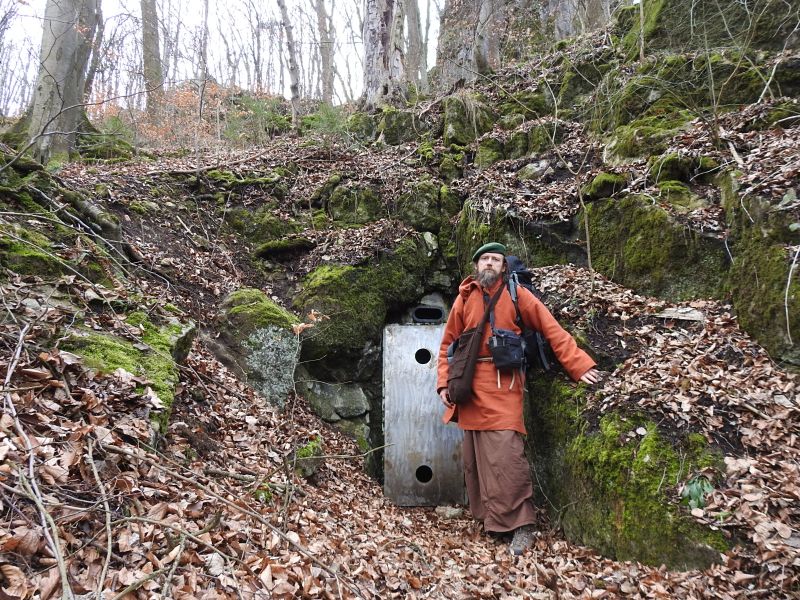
xmin=462 ymin=429 xmax=537 ymax=533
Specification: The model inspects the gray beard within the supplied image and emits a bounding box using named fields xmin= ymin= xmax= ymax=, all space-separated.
xmin=476 ymin=269 xmax=500 ymax=288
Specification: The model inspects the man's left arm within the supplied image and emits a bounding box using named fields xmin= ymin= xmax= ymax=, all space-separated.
xmin=519 ymin=290 xmax=598 ymax=383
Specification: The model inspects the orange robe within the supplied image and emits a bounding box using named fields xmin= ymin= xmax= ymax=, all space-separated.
xmin=436 ymin=276 xmax=596 ymax=433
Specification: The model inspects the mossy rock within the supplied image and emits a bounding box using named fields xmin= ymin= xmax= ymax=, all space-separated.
xmin=0 ymin=221 xmax=112 ymax=284
xmin=439 ymin=184 xmax=462 ymax=217
xmin=525 ymin=376 xmax=728 ymax=570
xmin=294 ymin=435 xmax=325 ymax=479
xmin=225 ymin=206 xmax=300 ymax=245
xmin=582 ymin=172 xmax=628 ymax=200
xmin=528 ymin=121 xmax=566 ymax=153
xmin=62 ymin=312 xmax=194 ymax=432
xmin=346 ymin=112 xmax=378 ymax=141
xmin=396 ymin=178 xmax=442 ymax=232
xmin=439 ymin=152 xmax=464 ymax=183
xmin=498 ymin=114 xmax=525 ymax=130
xmin=585 ymin=195 xmax=728 ymax=300
xmin=210 ymin=289 xmax=301 ymax=407
xmin=657 ymin=180 xmax=707 ymax=213
xmin=294 ymin=237 xmax=431 ymax=378
xmin=620 ymin=0 xmax=800 ymax=55
xmin=499 ymin=90 xmax=549 ymax=119
xmin=379 ymin=108 xmax=429 ymax=145
xmin=727 ymin=234 xmax=800 ymax=368
xmin=506 ymin=131 xmax=529 ymax=159
xmin=0 ymin=224 xmax=63 ymax=278
xmin=474 ymin=137 xmax=504 ymax=170
xmin=649 ymin=153 xmax=694 ymax=183
xmin=605 ymin=111 xmax=694 ymax=161
xmin=327 ymin=183 xmax=384 ymax=224
xmin=206 ymin=169 xmax=287 ymax=198
xmin=309 ymin=173 xmax=343 ymax=208
xmin=443 ymin=94 xmax=494 ymax=146
xmin=719 ymin=174 xmax=800 ymax=367
xmin=220 ymin=288 xmax=299 ymax=333
xmin=557 ymin=60 xmax=607 ymax=108
xmin=455 ymin=202 xmax=572 ymax=271
xmin=773 ymin=57 xmax=800 ymax=97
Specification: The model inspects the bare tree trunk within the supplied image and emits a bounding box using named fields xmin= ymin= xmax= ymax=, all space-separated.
xmin=277 ymin=0 xmax=301 ymax=129
xmin=436 ymin=0 xmax=493 ymax=90
xmin=197 ymin=0 xmax=210 ymax=82
xmin=313 ymin=0 xmax=335 ymax=104
xmin=406 ymin=0 xmax=424 ymax=90
xmin=362 ymin=0 xmax=406 ymax=110
xmin=28 ymin=0 xmax=99 ymax=164
xmin=141 ymin=0 xmax=164 ymax=115
xmin=83 ymin=3 xmax=104 ymax=100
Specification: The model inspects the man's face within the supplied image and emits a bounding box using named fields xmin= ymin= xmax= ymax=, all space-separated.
xmin=474 ymin=252 xmax=505 ymax=286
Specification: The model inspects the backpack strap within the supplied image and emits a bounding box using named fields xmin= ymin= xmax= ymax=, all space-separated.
xmin=507 ymin=273 xmax=526 ymax=330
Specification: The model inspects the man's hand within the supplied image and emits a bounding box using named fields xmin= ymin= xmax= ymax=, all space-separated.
xmin=579 ymin=368 xmax=600 ymax=385
xmin=439 ymin=389 xmax=454 ymax=408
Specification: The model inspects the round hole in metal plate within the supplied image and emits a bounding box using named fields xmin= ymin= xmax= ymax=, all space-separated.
xmin=415 ymin=348 xmax=432 ymax=364
xmin=415 ymin=465 xmax=433 ymax=483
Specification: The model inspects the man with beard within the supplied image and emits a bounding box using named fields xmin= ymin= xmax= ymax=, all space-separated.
xmin=437 ymin=242 xmax=600 ymax=555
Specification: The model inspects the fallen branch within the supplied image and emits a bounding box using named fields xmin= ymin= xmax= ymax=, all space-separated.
xmin=87 ymin=440 xmax=113 ymax=599
xmin=785 ymin=245 xmax=799 ymax=346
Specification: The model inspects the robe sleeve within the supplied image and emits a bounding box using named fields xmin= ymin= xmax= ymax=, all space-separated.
xmin=517 ymin=288 xmax=596 ymax=381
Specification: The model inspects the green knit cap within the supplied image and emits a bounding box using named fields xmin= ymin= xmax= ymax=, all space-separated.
xmin=472 ymin=242 xmax=507 ymax=262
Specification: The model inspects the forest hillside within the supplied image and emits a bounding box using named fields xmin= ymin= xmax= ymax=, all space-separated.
xmin=1 ymin=0 xmax=799 ymax=598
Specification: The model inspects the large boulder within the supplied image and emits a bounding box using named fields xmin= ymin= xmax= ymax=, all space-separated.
xmin=207 ymin=288 xmax=300 ymax=408
xmin=584 ymin=194 xmax=728 ymax=300
xmin=294 ymin=237 xmax=433 ymax=381
xmin=443 ymin=94 xmax=494 ymax=146
xmin=527 ymin=377 xmax=728 ymax=570
xmin=62 ymin=311 xmax=196 ymax=432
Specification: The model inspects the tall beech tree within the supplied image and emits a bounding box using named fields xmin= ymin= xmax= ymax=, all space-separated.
xmin=28 ymin=0 xmax=100 ymax=164
xmin=362 ymin=0 xmax=405 ymax=110
xmin=313 ymin=0 xmax=335 ymax=104
xmin=141 ymin=0 xmax=164 ymax=115
xmin=277 ymin=0 xmax=302 ymax=128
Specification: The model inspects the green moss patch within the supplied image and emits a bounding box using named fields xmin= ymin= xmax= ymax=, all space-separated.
xmin=585 ymin=195 xmax=728 ymax=300
xmin=294 ymin=238 xmax=431 ymax=373
xmin=474 ymin=137 xmax=505 ymax=170
xmin=395 ymin=178 xmax=442 ymax=232
xmin=327 ymin=184 xmax=384 ymax=224
xmin=379 ymin=108 xmax=429 ymax=145
xmin=443 ymin=94 xmax=494 ymax=146
xmin=61 ymin=312 xmax=189 ymax=431
xmin=582 ymin=172 xmax=628 ymax=200
xmin=224 ymin=206 xmax=300 ymax=245
xmin=221 ymin=288 xmax=299 ymax=333
xmin=526 ymin=377 xmax=728 ymax=570
xmin=606 ymin=111 xmax=694 ymax=160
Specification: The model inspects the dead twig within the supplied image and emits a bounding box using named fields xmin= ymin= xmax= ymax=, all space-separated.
xmin=87 ymin=440 xmax=113 ymax=598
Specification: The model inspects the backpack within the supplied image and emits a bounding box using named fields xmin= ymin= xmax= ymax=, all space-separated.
xmin=505 ymin=255 xmax=555 ymax=372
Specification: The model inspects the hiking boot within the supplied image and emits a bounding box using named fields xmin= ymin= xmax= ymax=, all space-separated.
xmin=509 ymin=525 xmax=535 ymax=556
